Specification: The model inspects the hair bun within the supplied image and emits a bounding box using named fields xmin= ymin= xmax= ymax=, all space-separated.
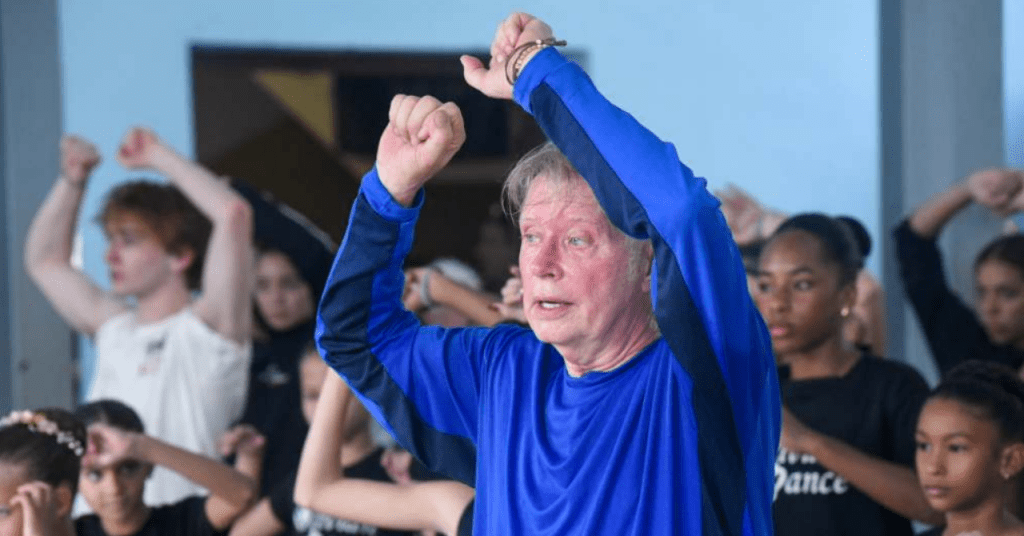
xmin=836 ymin=216 xmax=872 ymax=259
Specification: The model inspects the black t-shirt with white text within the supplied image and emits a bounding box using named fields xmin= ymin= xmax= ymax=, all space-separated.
xmin=75 ymin=496 xmax=224 ymax=536
xmin=773 ymin=355 xmax=929 ymax=536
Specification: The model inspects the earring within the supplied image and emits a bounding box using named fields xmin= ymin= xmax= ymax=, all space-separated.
xmin=841 ymin=307 xmax=850 ymax=318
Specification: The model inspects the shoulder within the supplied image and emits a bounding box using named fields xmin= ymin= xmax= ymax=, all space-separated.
xmin=73 ymin=514 xmax=104 ymax=535
xmin=857 ymin=355 xmax=927 ymax=384
xmin=172 ymin=308 xmax=251 ymax=355
xmin=856 ymin=355 xmax=930 ymax=403
xmin=154 ymin=495 xmax=208 ymax=516
xmin=95 ymin=310 xmax=137 ymax=338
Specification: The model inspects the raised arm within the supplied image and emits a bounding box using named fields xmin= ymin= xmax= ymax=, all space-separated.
xmin=85 ymin=424 xmax=258 ymax=530
xmin=463 ymin=14 xmax=779 ymax=533
xmin=24 ymin=135 xmax=127 ymax=335
xmin=116 ymin=127 xmax=254 ymax=343
xmin=908 ymin=168 xmax=1024 ymax=239
xmin=294 ymin=370 xmax=473 ymax=535
xmin=316 ymin=96 xmax=488 ymax=484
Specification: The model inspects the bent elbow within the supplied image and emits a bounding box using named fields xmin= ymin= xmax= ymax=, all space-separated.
xmin=217 ymin=198 xmax=254 ymax=238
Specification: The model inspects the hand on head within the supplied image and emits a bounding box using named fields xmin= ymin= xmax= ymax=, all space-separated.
xmin=967 ymin=168 xmax=1024 ymax=216
xmin=82 ymin=423 xmax=138 ymax=468
xmin=461 ymin=12 xmax=555 ymax=100
xmin=10 ymin=481 xmax=64 ymax=536
xmin=218 ymin=424 xmax=266 ymax=458
xmin=116 ymin=126 xmax=164 ymax=170
xmin=60 ymin=135 xmax=101 ymax=186
xmin=376 ymin=95 xmax=465 ymax=206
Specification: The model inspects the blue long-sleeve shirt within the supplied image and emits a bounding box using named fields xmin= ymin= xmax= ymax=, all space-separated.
xmin=316 ymin=48 xmax=780 ymax=535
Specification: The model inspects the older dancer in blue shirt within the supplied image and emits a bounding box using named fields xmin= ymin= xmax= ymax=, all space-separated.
xmin=316 ymin=13 xmax=780 ymax=535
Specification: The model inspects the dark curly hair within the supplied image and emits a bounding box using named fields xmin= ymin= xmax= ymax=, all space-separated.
xmin=0 ymin=408 xmax=86 ymax=493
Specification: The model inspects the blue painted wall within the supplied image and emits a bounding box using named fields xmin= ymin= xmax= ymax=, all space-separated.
xmin=1007 ymin=0 xmax=1024 ymax=167
xmin=59 ymin=0 xmax=879 ymax=389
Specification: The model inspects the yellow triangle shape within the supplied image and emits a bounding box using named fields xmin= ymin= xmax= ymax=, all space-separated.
xmin=254 ymin=70 xmax=336 ymax=149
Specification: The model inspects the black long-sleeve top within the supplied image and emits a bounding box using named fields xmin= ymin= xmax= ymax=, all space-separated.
xmin=893 ymin=220 xmax=1024 ymax=376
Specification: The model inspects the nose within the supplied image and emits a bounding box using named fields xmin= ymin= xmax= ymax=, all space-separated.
xmin=920 ymin=448 xmax=944 ymax=476
xmin=979 ymin=293 xmax=1000 ymax=318
xmin=760 ymin=285 xmax=790 ymax=314
xmin=105 ymin=243 xmax=120 ymax=265
xmin=104 ymin=471 xmax=127 ymax=497
xmin=527 ymin=237 xmax=562 ymax=280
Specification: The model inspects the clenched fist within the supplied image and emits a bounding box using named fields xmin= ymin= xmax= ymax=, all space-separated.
xmin=967 ymin=168 xmax=1024 ymax=215
xmin=117 ymin=127 xmax=165 ymax=170
xmin=60 ymin=135 xmax=100 ymax=187
xmin=376 ymin=95 xmax=465 ymax=206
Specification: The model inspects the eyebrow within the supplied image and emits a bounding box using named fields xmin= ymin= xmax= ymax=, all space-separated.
xmin=915 ymin=431 xmax=972 ymax=439
xmin=755 ymin=266 xmax=815 ymax=277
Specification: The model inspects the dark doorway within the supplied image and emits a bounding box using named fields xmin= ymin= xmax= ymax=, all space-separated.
xmin=191 ymin=47 xmax=553 ymax=290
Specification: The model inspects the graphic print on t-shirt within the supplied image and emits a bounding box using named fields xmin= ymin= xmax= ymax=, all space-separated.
xmin=774 ymin=448 xmax=849 ymax=501
xmin=293 ymin=505 xmax=380 ymax=536
xmin=138 ymin=335 xmax=167 ymax=375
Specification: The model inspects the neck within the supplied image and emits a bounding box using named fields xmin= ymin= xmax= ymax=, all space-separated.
xmin=51 ymin=518 xmax=76 ymax=536
xmin=560 ymin=320 xmax=661 ymax=377
xmin=101 ymin=505 xmax=151 ymax=536
xmin=782 ymin=335 xmax=860 ymax=380
xmin=339 ymin=430 xmax=376 ymax=468
xmin=134 ymin=278 xmax=191 ymax=323
xmin=945 ymin=499 xmax=1022 ymax=536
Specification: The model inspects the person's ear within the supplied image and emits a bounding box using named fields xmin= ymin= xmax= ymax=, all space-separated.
xmin=170 ymin=247 xmax=195 ymax=276
xmin=838 ymin=281 xmax=858 ymax=319
xmin=54 ymin=484 xmax=75 ymax=518
xmin=641 ymin=243 xmax=654 ymax=293
xmin=999 ymin=442 xmax=1024 ymax=480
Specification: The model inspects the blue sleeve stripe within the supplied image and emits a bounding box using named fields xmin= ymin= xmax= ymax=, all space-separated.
xmin=529 ymin=83 xmax=748 ymax=536
xmin=316 ymin=190 xmax=476 ymax=485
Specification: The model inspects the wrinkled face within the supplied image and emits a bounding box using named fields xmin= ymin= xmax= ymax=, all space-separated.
xmin=518 ymin=176 xmax=652 ymax=367
xmin=298 ymin=353 xmax=371 ymax=438
xmin=753 ymin=231 xmax=853 ymax=358
xmin=78 ymin=459 xmax=150 ymax=525
xmin=916 ymin=397 xmax=1006 ymax=513
xmin=255 ymin=252 xmax=315 ymax=332
xmin=975 ymin=260 xmax=1024 ymax=348
xmin=0 ymin=462 xmax=28 ymax=536
xmin=104 ymin=214 xmax=186 ymax=298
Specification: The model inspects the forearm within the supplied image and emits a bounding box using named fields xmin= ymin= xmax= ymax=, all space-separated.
xmin=148 ymin=144 xmax=251 ymax=224
xmin=294 ymin=372 xmax=348 ymax=507
xmin=809 ymin=434 xmax=941 ymax=524
xmin=908 ymin=183 xmax=972 ymax=239
xmin=24 ymin=177 xmax=85 ymax=275
xmin=133 ymin=434 xmax=256 ymax=508
xmin=429 ymin=275 xmax=502 ymax=326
